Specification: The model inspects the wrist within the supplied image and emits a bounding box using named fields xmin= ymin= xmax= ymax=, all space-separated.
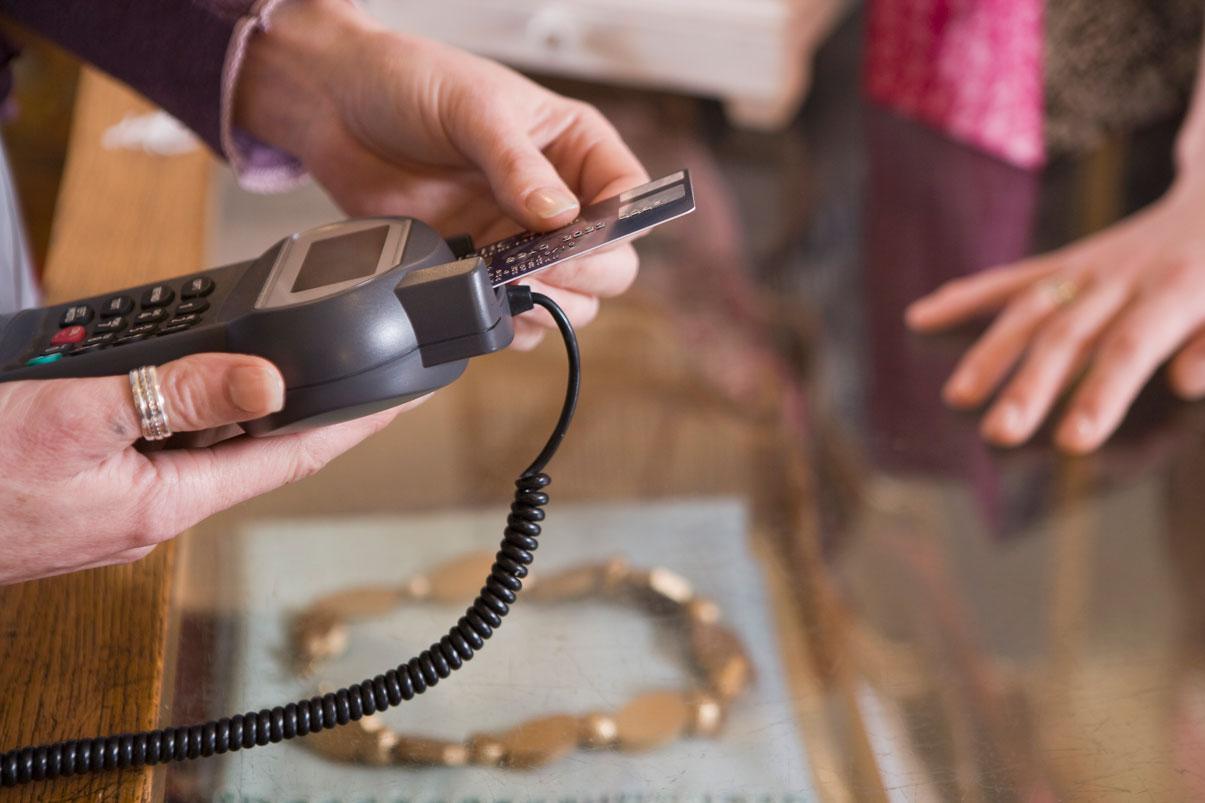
xmin=232 ymin=0 xmax=380 ymax=158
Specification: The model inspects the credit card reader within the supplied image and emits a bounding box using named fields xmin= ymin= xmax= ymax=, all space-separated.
xmin=0 ymin=217 xmax=511 ymax=435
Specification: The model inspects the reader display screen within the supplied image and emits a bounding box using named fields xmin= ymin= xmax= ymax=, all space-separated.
xmin=292 ymin=226 xmax=389 ymax=292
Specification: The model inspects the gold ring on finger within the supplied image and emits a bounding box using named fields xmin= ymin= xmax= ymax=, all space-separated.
xmin=128 ymin=365 xmax=173 ymax=442
xmin=1038 ymin=276 xmax=1079 ymax=307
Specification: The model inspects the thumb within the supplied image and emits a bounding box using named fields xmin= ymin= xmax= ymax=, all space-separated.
xmin=454 ymin=105 xmax=580 ymax=230
xmin=38 ymin=353 xmax=285 ymax=459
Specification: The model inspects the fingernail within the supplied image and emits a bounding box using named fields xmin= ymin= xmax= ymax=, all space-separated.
xmin=1177 ymin=368 xmax=1205 ymax=399
xmin=984 ymin=401 xmax=1023 ymax=443
xmin=904 ymin=300 xmax=930 ymax=328
xmin=228 ymin=365 xmax=285 ymax=414
xmin=1057 ymin=413 xmax=1094 ymax=453
xmin=525 ymin=186 xmax=578 ymax=219
xmin=943 ymin=372 xmax=976 ymax=406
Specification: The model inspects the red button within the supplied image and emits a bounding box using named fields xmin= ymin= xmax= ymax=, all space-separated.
xmin=50 ymin=325 xmax=87 ymax=345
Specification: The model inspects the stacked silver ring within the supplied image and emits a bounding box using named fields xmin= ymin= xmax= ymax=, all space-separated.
xmin=129 ymin=365 xmax=173 ymax=441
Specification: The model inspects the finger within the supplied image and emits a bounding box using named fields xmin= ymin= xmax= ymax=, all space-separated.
xmin=942 ymin=283 xmax=1069 ymax=408
xmin=1168 ymin=327 xmax=1205 ymax=399
xmin=452 ymin=103 xmax=582 ymax=231
xmin=517 ymin=277 xmax=600 ymax=330
xmin=534 ymin=242 xmax=640 ymax=299
xmin=510 ymin=322 xmax=547 ymax=351
xmin=139 ymin=407 xmax=405 ymax=541
xmin=906 ymin=258 xmax=1060 ymax=332
xmin=155 ymin=354 xmax=284 ymax=433
xmin=307 ymin=130 xmax=513 ymax=240
xmin=980 ymin=284 xmax=1128 ymax=445
xmin=32 ymin=353 xmax=284 ymax=463
xmin=162 ymin=424 xmax=245 ymax=450
xmin=1056 ymin=289 xmax=1200 ymax=453
xmin=545 ymin=103 xmax=649 ymax=203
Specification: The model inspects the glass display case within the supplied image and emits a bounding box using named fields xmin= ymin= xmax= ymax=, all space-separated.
xmin=163 ymin=20 xmax=1205 ymax=802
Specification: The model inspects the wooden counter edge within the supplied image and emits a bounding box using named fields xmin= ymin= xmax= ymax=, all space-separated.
xmin=0 ymin=70 xmax=212 ymax=802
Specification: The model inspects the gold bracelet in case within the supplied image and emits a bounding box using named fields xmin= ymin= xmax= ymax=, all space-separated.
xmin=289 ymin=553 xmax=754 ymax=770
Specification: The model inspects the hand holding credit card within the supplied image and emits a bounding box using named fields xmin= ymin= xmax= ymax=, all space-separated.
xmin=476 ymin=170 xmax=695 ymax=287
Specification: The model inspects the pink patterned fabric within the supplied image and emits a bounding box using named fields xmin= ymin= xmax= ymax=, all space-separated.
xmin=865 ymin=0 xmax=1046 ymax=169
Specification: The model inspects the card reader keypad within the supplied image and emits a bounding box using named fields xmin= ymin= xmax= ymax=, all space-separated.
xmin=141 ymin=285 xmax=175 ymax=308
xmin=50 ymin=326 xmax=86 ymax=346
xmin=134 ymin=309 xmax=168 ymax=325
xmin=27 ymin=275 xmax=217 ymax=365
xmin=59 ymin=305 xmax=92 ymax=327
xmin=100 ymin=296 xmax=134 ymax=316
xmin=181 ymin=277 xmax=214 ymax=299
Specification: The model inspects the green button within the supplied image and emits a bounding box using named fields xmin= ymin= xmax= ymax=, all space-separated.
xmin=26 ymin=353 xmax=63 ymax=366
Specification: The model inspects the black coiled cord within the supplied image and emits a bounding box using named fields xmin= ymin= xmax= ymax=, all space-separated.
xmin=0 ymin=288 xmax=579 ymax=788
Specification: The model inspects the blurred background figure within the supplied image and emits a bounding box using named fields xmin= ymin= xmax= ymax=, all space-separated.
xmin=891 ymin=1 xmax=1205 ymax=454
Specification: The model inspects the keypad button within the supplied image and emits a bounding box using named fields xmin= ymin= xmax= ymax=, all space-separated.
xmin=175 ymin=299 xmax=209 ymax=315
xmin=134 ymin=308 xmax=168 ymax=324
xmin=85 ymin=333 xmax=115 ymax=347
xmin=180 ymin=276 xmax=215 ymax=299
xmin=94 ymin=317 xmax=126 ymax=334
xmin=50 ymin=325 xmax=87 ymax=345
xmin=157 ymin=323 xmax=193 ymax=336
xmin=100 ymin=296 xmax=134 ymax=317
xmin=141 ymin=285 xmax=175 ymax=308
xmin=164 ymin=314 xmax=199 ymax=328
xmin=60 ymin=305 xmax=93 ymax=326
xmin=114 ymin=333 xmax=148 ymax=346
xmin=26 ymin=353 xmax=63 ymax=366
xmin=40 ymin=344 xmax=72 ymax=357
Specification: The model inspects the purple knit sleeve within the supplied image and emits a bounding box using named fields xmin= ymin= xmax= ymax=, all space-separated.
xmin=0 ymin=0 xmax=306 ymax=191
xmin=216 ymin=0 xmax=308 ymax=191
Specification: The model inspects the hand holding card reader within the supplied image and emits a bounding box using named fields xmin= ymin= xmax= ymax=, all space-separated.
xmin=0 ymin=217 xmax=511 ymax=435
xmin=0 ymin=171 xmax=695 ymax=788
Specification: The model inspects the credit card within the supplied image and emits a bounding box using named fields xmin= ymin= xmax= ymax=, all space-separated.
xmin=477 ymin=170 xmax=695 ymax=287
